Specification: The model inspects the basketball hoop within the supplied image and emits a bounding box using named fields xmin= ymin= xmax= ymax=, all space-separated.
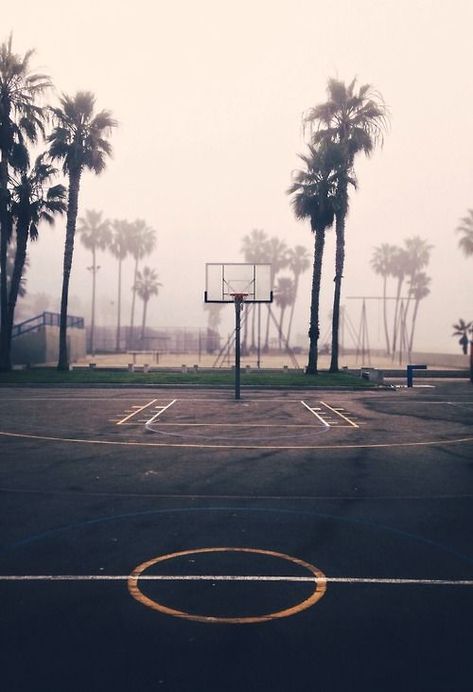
xmin=230 ymin=293 xmax=248 ymax=302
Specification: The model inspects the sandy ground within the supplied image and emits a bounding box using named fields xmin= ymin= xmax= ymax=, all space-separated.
xmin=74 ymin=350 xmax=463 ymax=371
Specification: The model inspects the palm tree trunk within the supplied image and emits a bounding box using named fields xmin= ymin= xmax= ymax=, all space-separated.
xmin=329 ymin=210 xmax=346 ymax=373
xmin=264 ymin=305 xmax=271 ymax=351
xmin=285 ymin=273 xmax=299 ymax=348
xmin=141 ymin=298 xmax=148 ymax=341
xmin=129 ymin=256 xmax=138 ymax=349
xmin=115 ymin=257 xmax=122 ymax=352
xmin=391 ymin=277 xmax=403 ymax=360
xmin=408 ymin=298 xmax=420 ymax=354
xmin=306 ymin=227 xmax=326 ymax=375
xmin=6 ymin=226 xmax=28 ymax=361
xmin=382 ymin=275 xmax=390 ymax=355
xmin=0 ymin=151 xmax=11 ymax=371
xmin=58 ymin=170 xmax=81 ymax=371
xmin=279 ymin=306 xmax=286 ymax=350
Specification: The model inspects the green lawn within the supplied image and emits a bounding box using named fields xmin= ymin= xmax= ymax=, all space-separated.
xmin=0 ymin=367 xmax=376 ymax=388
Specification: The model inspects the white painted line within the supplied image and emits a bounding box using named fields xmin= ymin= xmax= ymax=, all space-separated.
xmin=301 ymin=401 xmax=330 ymax=427
xmin=145 ymin=400 xmax=177 ymax=426
xmin=320 ymin=401 xmax=359 ymax=428
xmin=1 ymin=574 xmax=472 ymax=586
xmin=116 ymin=399 xmax=158 ymax=426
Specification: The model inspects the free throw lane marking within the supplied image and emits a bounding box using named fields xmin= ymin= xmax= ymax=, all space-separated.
xmin=116 ymin=399 xmax=158 ymax=425
xmin=301 ymin=401 xmax=330 ymax=427
xmin=128 ymin=547 xmax=327 ymax=624
xmin=144 ymin=400 xmax=177 ymax=427
xmin=320 ymin=401 xmax=360 ymax=428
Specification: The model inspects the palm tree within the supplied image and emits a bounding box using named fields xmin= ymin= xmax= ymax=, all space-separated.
xmin=241 ymin=228 xmax=268 ymax=352
xmin=407 ymin=271 xmax=431 ymax=355
xmin=403 ymin=235 xmax=433 ymax=325
xmin=263 ymin=236 xmax=288 ymax=351
xmin=288 ymin=143 xmax=336 ymax=374
xmin=285 ymin=244 xmax=310 ymax=347
xmin=456 ymin=210 xmax=473 ymax=257
xmin=135 ymin=266 xmax=161 ymax=342
xmin=274 ymin=276 xmax=296 ymax=350
xmin=7 ymin=155 xmax=65 ymax=349
xmin=0 ymin=35 xmax=51 ymax=370
xmin=128 ymin=219 xmax=156 ymax=348
xmin=77 ymin=209 xmax=111 ymax=356
xmin=48 ymin=91 xmax=116 ymax=370
xmin=370 ymin=243 xmax=397 ymax=355
xmin=452 ymin=319 xmax=472 ymax=355
xmin=109 ymin=219 xmax=132 ymax=352
xmin=390 ymin=245 xmax=408 ymax=359
xmin=304 ymin=78 xmax=388 ymax=372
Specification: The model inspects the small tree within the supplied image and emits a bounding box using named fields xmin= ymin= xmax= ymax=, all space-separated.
xmin=452 ymin=319 xmax=472 ymax=355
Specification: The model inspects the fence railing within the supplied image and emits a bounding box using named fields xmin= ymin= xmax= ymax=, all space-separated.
xmin=12 ymin=312 xmax=84 ymax=339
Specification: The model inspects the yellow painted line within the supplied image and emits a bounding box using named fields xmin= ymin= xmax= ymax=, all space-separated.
xmin=320 ymin=401 xmax=359 ymax=428
xmin=116 ymin=399 xmax=158 ymax=425
xmin=128 ymin=547 xmax=326 ymax=624
xmin=1 ymin=429 xmax=473 ymax=450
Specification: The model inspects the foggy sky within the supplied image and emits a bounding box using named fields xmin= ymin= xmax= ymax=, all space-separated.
xmin=6 ymin=0 xmax=473 ymax=353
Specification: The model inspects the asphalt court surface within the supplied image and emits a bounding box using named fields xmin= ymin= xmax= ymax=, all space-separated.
xmin=0 ymin=385 xmax=472 ymax=447
xmin=1 ymin=382 xmax=473 ymax=690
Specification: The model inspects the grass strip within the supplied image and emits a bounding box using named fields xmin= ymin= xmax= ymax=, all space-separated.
xmin=0 ymin=367 xmax=376 ymax=388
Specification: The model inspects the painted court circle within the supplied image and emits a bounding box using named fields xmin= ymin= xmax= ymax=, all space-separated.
xmin=128 ymin=547 xmax=327 ymax=624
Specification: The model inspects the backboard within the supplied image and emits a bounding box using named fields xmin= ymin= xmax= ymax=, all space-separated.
xmin=204 ymin=263 xmax=272 ymax=303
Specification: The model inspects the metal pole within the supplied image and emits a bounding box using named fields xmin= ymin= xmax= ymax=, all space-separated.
xmin=257 ymin=303 xmax=261 ymax=369
xmin=470 ymin=339 xmax=473 ymax=384
xmin=234 ymin=297 xmax=242 ymax=399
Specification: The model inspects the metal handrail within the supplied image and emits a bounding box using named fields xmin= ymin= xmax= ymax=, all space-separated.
xmin=12 ymin=312 xmax=84 ymax=338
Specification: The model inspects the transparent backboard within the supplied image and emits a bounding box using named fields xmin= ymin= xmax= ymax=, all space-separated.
xmin=204 ymin=263 xmax=272 ymax=303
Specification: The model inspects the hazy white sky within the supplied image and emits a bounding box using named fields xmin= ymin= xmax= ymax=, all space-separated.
xmin=6 ymin=0 xmax=473 ymax=353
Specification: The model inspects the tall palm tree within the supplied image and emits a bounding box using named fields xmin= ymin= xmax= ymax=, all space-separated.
xmin=135 ymin=266 xmax=161 ymax=342
xmin=77 ymin=209 xmax=111 ymax=356
xmin=456 ymin=210 xmax=473 ymax=257
xmin=304 ymin=78 xmax=388 ymax=372
xmin=390 ymin=245 xmax=408 ymax=360
xmin=8 ymin=154 xmax=65 ymax=333
xmin=0 ymin=35 xmax=51 ymax=370
xmin=285 ymin=244 xmax=310 ymax=347
xmin=288 ymin=143 xmax=336 ymax=374
xmin=274 ymin=276 xmax=296 ymax=350
xmin=370 ymin=243 xmax=397 ymax=355
xmin=263 ymin=236 xmax=288 ymax=351
xmin=128 ymin=219 xmax=156 ymax=348
xmin=48 ymin=91 xmax=116 ymax=370
xmin=241 ymin=228 xmax=268 ymax=352
xmin=402 ymin=235 xmax=433 ymax=326
xmin=407 ymin=271 xmax=431 ymax=355
xmin=109 ymin=219 xmax=132 ymax=352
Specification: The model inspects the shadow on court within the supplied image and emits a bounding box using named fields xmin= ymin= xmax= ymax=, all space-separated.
xmin=0 ymin=382 xmax=472 ymax=691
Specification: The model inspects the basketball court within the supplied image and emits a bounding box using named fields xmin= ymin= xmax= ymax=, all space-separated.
xmin=1 ymin=381 xmax=472 ymax=690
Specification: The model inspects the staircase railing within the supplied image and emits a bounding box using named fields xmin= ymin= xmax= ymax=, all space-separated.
xmin=12 ymin=312 xmax=84 ymax=339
